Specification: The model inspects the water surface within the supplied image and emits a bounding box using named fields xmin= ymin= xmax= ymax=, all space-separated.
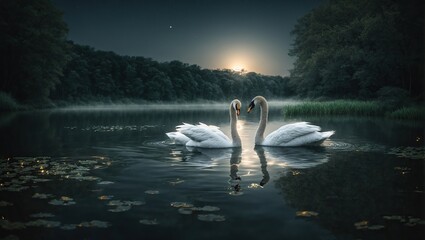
xmin=0 ymin=104 xmax=424 ymax=239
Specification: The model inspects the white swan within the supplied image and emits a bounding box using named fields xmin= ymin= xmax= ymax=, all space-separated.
xmin=247 ymin=96 xmax=334 ymax=147
xmin=166 ymin=99 xmax=242 ymax=148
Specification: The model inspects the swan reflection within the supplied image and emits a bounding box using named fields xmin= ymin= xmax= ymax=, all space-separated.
xmin=262 ymin=146 xmax=329 ymax=170
xmin=254 ymin=146 xmax=270 ymax=186
xmin=229 ymin=148 xmax=242 ymax=194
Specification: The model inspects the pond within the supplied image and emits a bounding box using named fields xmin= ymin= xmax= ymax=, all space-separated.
xmin=0 ymin=103 xmax=424 ymax=240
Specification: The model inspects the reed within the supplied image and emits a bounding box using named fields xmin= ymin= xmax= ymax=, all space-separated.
xmin=388 ymin=106 xmax=425 ymax=120
xmin=282 ymin=100 xmax=385 ymax=118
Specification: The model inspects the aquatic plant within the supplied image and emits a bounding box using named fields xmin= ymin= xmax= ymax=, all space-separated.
xmin=282 ymin=100 xmax=383 ymax=118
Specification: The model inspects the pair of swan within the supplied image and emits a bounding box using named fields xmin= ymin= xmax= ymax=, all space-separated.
xmin=166 ymin=96 xmax=334 ymax=148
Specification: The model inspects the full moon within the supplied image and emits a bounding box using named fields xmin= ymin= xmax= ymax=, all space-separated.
xmin=231 ymin=64 xmax=245 ymax=72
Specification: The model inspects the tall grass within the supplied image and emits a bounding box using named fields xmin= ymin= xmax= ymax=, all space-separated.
xmin=283 ymin=100 xmax=384 ymax=118
xmin=388 ymin=106 xmax=425 ymax=120
xmin=282 ymin=100 xmax=425 ymax=120
xmin=0 ymin=91 xmax=21 ymax=111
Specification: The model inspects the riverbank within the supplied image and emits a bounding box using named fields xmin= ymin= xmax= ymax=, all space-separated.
xmin=282 ymin=100 xmax=425 ymax=120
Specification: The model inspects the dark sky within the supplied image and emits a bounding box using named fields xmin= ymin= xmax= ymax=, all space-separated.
xmin=52 ymin=0 xmax=323 ymax=76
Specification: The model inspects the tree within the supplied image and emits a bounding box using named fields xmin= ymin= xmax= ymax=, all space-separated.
xmin=0 ymin=0 xmax=68 ymax=104
xmin=289 ymin=0 xmax=424 ymax=99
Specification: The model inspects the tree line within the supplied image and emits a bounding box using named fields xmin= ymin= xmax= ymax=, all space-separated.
xmin=50 ymin=42 xmax=291 ymax=103
xmin=0 ymin=0 xmax=423 ymax=110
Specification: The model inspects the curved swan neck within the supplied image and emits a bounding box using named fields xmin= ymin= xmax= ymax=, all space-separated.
xmin=230 ymin=103 xmax=241 ymax=147
xmin=255 ymin=97 xmax=268 ymax=144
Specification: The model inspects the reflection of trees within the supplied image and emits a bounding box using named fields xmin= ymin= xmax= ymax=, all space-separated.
xmin=276 ymin=151 xmax=424 ymax=238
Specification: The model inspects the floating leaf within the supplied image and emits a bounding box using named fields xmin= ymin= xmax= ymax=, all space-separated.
xmin=0 ymin=201 xmax=13 ymax=207
xmin=26 ymin=219 xmax=61 ymax=228
xmin=368 ymin=225 xmax=385 ymax=230
xmin=30 ymin=213 xmax=55 ymax=218
xmin=191 ymin=206 xmax=220 ymax=212
xmin=98 ymin=181 xmax=114 ymax=185
xmin=145 ymin=190 xmax=160 ymax=195
xmin=78 ymin=220 xmax=110 ymax=228
xmin=0 ymin=220 xmax=27 ymax=230
xmin=169 ymin=179 xmax=185 ymax=186
xmin=60 ymin=224 xmax=77 ymax=230
xmin=139 ymin=219 xmax=159 ymax=225
xmin=98 ymin=195 xmax=114 ymax=200
xmin=108 ymin=205 xmax=131 ymax=212
xmin=178 ymin=208 xmax=193 ymax=215
xmin=296 ymin=211 xmax=319 ymax=217
xmin=354 ymin=220 xmax=368 ymax=230
xmin=197 ymin=214 xmax=226 ymax=222
xmin=170 ymin=202 xmax=193 ymax=208
xmin=32 ymin=193 xmax=54 ymax=199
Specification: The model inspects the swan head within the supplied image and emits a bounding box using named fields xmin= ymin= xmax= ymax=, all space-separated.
xmin=247 ymin=96 xmax=266 ymax=113
xmin=232 ymin=99 xmax=241 ymax=116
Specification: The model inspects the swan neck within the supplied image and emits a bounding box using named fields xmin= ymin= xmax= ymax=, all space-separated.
xmin=255 ymin=99 xmax=268 ymax=144
xmin=230 ymin=104 xmax=241 ymax=147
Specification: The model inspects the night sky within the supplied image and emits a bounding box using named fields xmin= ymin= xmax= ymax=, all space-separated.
xmin=52 ymin=0 xmax=323 ymax=76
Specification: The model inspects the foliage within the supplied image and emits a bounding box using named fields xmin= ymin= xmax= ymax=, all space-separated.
xmin=50 ymin=42 xmax=290 ymax=103
xmin=289 ymin=0 xmax=424 ymax=99
xmin=0 ymin=0 xmax=68 ymax=105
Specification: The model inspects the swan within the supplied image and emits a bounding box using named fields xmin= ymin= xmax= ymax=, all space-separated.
xmin=166 ymin=99 xmax=242 ymax=148
xmin=247 ymin=96 xmax=334 ymax=147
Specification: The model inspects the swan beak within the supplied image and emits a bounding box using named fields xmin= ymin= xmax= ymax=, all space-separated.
xmin=247 ymin=101 xmax=255 ymax=113
xmin=236 ymin=108 xmax=240 ymax=116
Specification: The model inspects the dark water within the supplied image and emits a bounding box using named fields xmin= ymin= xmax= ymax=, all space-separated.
xmin=0 ymin=104 xmax=424 ymax=240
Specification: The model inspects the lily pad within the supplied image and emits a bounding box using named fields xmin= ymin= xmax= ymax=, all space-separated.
xmin=197 ymin=214 xmax=226 ymax=222
xmin=139 ymin=219 xmax=159 ymax=225
xmin=144 ymin=190 xmax=160 ymax=195
xmin=170 ymin=202 xmax=194 ymax=208
xmin=296 ymin=211 xmax=319 ymax=217
xmin=0 ymin=201 xmax=13 ymax=207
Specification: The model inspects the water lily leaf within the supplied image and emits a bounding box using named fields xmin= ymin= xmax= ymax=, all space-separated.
xmin=0 ymin=220 xmax=26 ymax=230
xmin=108 ymin=205 xmax=131 ymax=212
xmin=98 ymin=181 xmax=114 ymax=185
xmin=170 ymin=202 xmax=194 ymax=208
xmin=296 ymin=211 xmax=319 ymax=217
xmin=197 ymin=214 xmax=226 ymax=222
xmin=145 ymin=190 xmax=160 ymax=195
xmin=60 ymin=224 xmax=78 ymax=230
xmin=32 ymin=193 xmax=54 ymax=199
xmin=169 ymin=179 xmax=185 ymax=186
xmin=368 ymin=225 xmax=385 ymax=230
xmin=30 ymin=213 xmax=55 ymax=218
xmin=354 ymin=220 xmax=368 ymax=229
xmin=78 ymin=220 xmax=110 ymax=228
xmin=26 ymin=219 xmax=61 ymax=228
xmin=178 ymin=208 xmax=193 ymax=215
xmin=98 ymin=195 xmax=114 ymax=200
xmin=191 ymin=206 xmax=220 ymax=212
xmin=0 ymin=201 xmax=13 ymax=207
xmin=139 ymin=219 xmax=159 ymax=225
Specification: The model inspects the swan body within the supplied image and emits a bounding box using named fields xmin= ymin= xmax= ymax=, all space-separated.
xmin=167 ymin=99 xmax=242 ymax=148
xmin=247 ymin=96 xmax=334 ymax=147
xmin=165 ymin=132 xmax=191 ymax=145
